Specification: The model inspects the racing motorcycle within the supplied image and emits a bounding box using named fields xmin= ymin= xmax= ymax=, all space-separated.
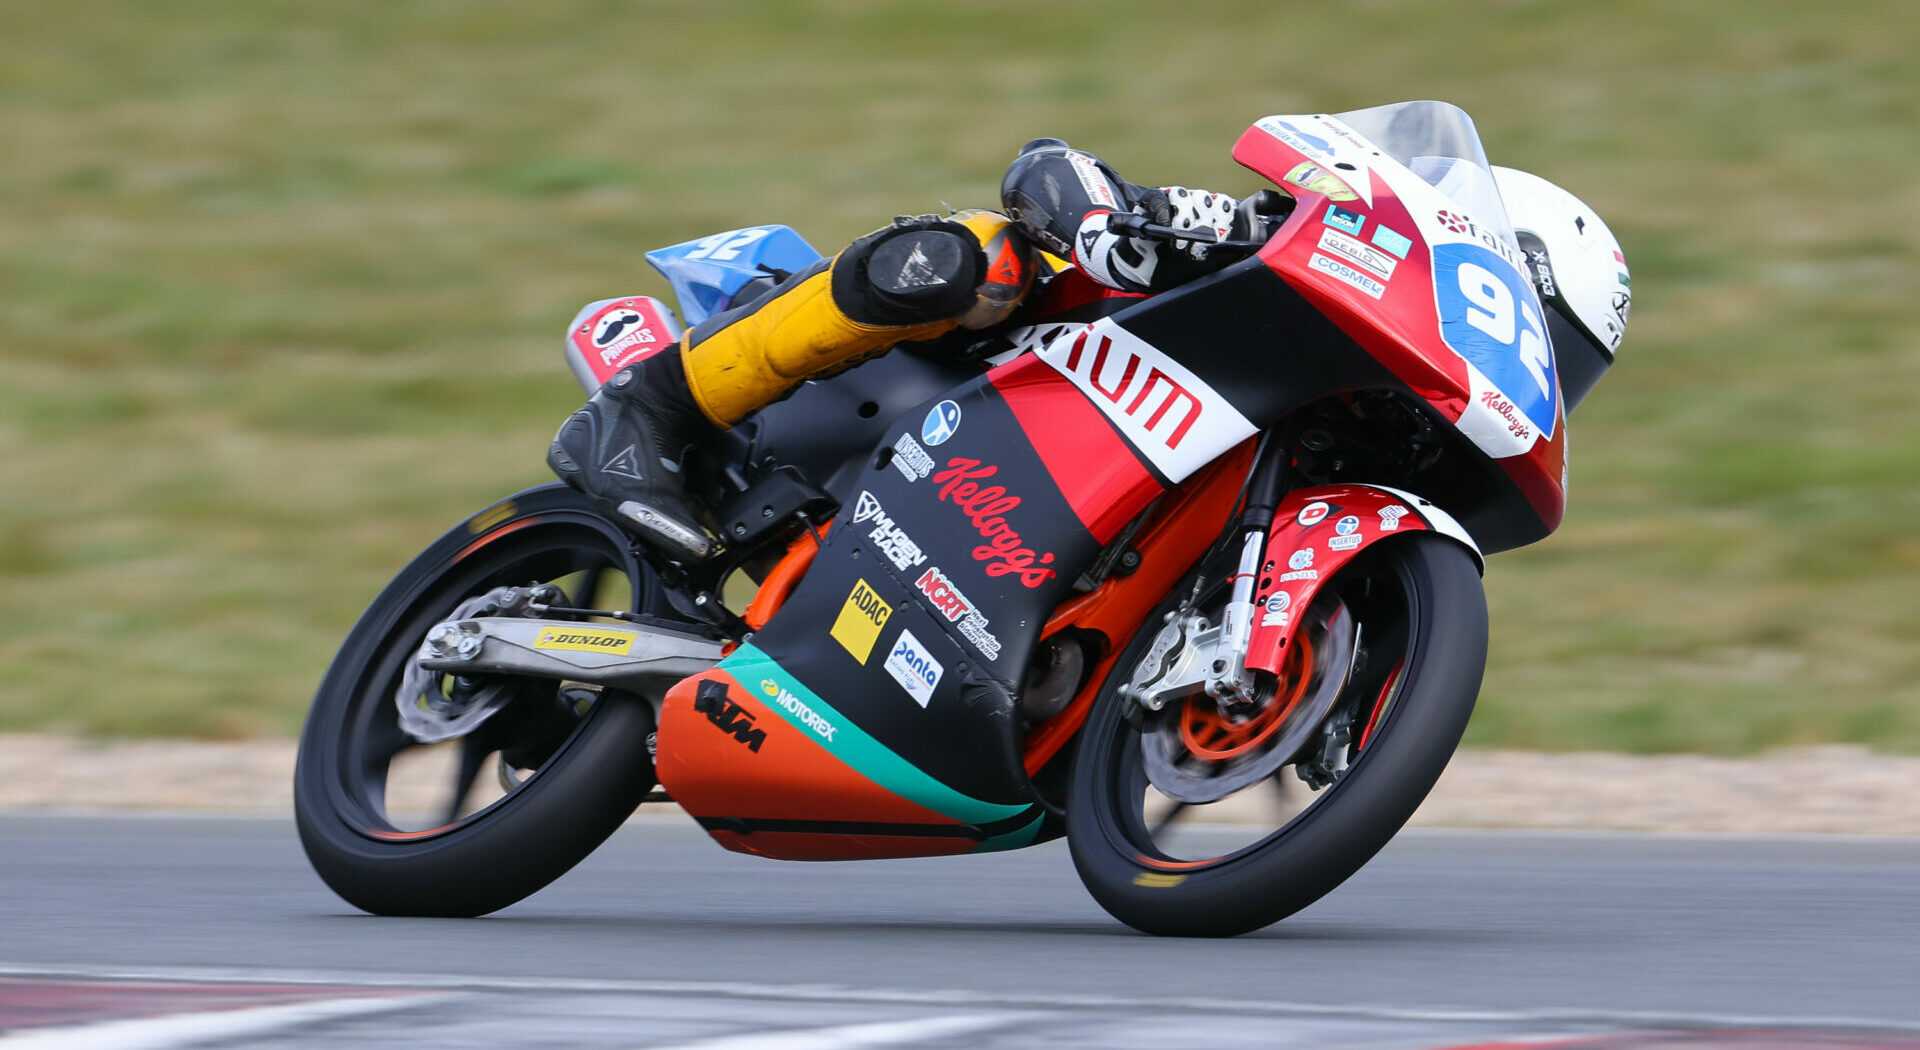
xmin=295 ymin=101 xmax=1625 ymax=937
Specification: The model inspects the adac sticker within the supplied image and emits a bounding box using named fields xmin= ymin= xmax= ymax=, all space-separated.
xmin=533 ymin=626 xmax=636 ymax=655
xmin=829 ymin=578 xmax=892 ymax=663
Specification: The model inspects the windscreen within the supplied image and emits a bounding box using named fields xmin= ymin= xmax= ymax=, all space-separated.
xmin=1333 ymin=101 xmax=1517 ymax=252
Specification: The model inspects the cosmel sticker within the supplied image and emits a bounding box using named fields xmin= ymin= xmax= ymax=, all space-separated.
xmin=533 ymin=626 xmax=635 ymax=655
xmin=830 ymin=578 xmax=892 ymax=663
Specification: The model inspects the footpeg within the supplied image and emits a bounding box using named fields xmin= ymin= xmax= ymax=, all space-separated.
xmin=616 ymin=500 xmax=718 ymax=561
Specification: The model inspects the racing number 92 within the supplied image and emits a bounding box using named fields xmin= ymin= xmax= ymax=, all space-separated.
xmin=1433 ymin=243 xmax=1557 ymax=435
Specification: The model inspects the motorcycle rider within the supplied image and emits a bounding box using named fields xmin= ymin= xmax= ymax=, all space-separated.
xmin=546 ymin=138 xmax=1243 ymax=560
xmin=547 ymin=140 xmax=1630 ymax=561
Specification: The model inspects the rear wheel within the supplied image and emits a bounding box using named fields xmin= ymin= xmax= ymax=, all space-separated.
xmin=1066 ymin=532 xmax=1486 ymax=937
xmin=295 ymin=484 xmax=665 ymax=917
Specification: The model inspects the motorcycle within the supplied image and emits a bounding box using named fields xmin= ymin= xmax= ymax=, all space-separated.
xmin=295 ymin=101 xmax=1609 ymax=937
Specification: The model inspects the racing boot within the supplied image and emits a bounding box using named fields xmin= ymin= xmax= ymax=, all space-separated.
xmin=549 ymin=213 xmax=1036 ymax=559
xmin=547 ymin=346 xmax=718 ymax=561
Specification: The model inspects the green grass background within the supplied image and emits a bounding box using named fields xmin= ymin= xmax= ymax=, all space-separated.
xmin=2 ymin=0 xmax=1915 ymax=750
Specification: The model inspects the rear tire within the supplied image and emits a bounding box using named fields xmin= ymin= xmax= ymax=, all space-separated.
xmin=294 ymin=484 xmax=665 ymax=917
xmin=1066 ymin=532 xmax=1486 ymax=937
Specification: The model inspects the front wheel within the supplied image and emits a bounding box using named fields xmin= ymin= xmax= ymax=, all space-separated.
xmin=295 ymin=484 xmax=667 ymax=917
xmin=1067 ymin=532 xmax=1487 ymax=937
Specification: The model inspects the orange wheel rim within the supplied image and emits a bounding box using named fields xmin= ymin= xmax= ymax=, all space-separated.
xmin=1179 ymin=631 xmax=1315 ymax=761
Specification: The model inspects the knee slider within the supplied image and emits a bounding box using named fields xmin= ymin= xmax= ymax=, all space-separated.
xmin=833 ymin=217 xmax=985 ymax=326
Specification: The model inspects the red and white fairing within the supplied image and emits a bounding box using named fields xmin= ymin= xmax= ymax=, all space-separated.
xmin=1233 ymin=112 xmax=1569 ymax=533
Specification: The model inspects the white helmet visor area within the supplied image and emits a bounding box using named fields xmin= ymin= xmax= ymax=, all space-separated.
xmin=1493 ymin=166 xmax=1631 ymax=413
xmin=1515 ymin=229 xmax=1614 ymax=412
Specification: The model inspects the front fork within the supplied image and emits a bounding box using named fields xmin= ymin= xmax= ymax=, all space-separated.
xmin=1123 ymin=433 xmax=1288 ymax=714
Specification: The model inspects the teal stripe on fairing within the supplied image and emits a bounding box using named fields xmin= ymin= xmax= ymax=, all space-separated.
xmin=973 ymin=812 xmax=1047 ymax=853
xmin=719 ymin=643 xmax=1031 ymax=827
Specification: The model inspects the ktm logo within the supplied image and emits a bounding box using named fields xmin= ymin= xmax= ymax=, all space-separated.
xmin=1059 ymin=327 xmax=1202 ymax=449
xmin=693 ymin=688 xmax=765 ymax=752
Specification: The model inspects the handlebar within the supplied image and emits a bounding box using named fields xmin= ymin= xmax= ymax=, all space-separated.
xmin=1104 ymin=209 xmax=1274 ymax=253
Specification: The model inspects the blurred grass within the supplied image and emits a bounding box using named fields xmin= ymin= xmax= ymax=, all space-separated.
xmin=1 ymin=0 xmax=1915 ymax=750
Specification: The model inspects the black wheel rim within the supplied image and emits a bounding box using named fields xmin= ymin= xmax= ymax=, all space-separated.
xmin=1093 ymin=543 xmax=1422 ymax=871
xmin=321 ymin=510 xmax=651 ymax=842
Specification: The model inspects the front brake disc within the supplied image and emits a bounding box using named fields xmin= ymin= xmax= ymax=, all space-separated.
xmin=1139 ymin=603 xmax=1355 ymax=803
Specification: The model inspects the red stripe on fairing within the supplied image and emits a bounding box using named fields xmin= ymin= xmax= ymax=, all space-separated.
xmin=989 ymin=355 xmax=1163 ymax=545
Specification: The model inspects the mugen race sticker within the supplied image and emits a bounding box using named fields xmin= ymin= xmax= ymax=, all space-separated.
xmin=830 ymin=578 xmax=892 ymax=663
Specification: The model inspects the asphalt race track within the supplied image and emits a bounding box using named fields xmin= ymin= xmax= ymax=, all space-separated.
xmin=3 ymin=813 xmax=1919 ymax=1048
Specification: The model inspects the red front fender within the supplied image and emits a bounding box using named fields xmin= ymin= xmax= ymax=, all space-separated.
xmin=1244 ymin=484 xmax=1481 ymax=677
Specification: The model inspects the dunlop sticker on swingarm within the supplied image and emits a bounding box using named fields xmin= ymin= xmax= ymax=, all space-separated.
xmin=533 ymin=626 xmax=636 ymax=655
xmin=830 ymin=578 xmax=892 ymax=663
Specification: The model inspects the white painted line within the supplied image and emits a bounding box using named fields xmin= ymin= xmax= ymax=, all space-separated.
xmin=0 ymin=994 xmax=441 ymax=1050
xmin=0 ymin=963 xmax=1915 ymax=1036
xmin=639 ymin=1014 xmax=1018 ymax=1050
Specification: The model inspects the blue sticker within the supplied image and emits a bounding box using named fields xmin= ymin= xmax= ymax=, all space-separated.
xmin=1275 ymin=120 xmax=1333 ymax=154
xmin=1323 ymin=204 xmax=1366 ymax=237
xmin=1432 ymin=242 xmax=1557 ymax=437
xmin=1259 ymin=118 xmax=1336 ymax=160
xmin=1370 ymin=225 xmax=1413 ymax=259
xmin=921 ymin=400 xmax=962 ymax=446
xmin=1335 ymin=515 xmax=1360 ymax=535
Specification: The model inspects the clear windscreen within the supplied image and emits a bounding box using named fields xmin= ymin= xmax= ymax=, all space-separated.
xmin=1334 ymin=101 xmax=1516 ymax=249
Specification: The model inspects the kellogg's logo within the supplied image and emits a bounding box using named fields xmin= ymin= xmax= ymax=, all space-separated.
xmin=932 ymin=457 xmax=1057 ymax=588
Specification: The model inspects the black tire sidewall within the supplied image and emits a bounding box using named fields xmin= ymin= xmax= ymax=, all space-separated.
xmin=1066 ymin=533 xmax=1488 ymax=937
xmin=294 ymin=483 xmax=662 ymax=918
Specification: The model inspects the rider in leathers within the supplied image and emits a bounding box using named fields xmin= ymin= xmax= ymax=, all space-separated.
xmin=547 ymin=140 xmax=1244 ymax=559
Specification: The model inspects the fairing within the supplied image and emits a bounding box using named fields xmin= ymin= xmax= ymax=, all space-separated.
xmin=1232 ymin=103 xmax=1569 ymax=541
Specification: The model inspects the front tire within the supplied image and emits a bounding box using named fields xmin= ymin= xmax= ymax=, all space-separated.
xmin=295 ymin=484 xmax=665 ymax=917
xmin=1066 ymin=532 xmax=1487 ymax=937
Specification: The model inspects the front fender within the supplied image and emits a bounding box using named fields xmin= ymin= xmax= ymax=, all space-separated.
xmin=1244 ymin=484 xmax=1481 ymax=678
